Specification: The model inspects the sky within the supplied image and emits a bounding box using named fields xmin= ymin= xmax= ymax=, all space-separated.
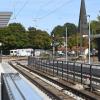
xmin=0 ymin=0 xmax=100 ymax=33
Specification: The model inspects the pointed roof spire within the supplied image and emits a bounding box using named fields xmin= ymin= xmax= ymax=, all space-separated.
xmin=78 ymin=0 xmax=88 ymax=35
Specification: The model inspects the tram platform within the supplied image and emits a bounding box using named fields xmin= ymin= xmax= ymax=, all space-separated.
xmin=0 ymin=62 xmax=51 ymax=100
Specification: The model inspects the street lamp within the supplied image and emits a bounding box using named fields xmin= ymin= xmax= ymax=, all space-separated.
xmin=87 ymin=15 xmax=91 ymax=64
xmin=65 ymin=27 xmax=68 ymax=63
xmin=52 ymin=34 xmax=55 ymax=60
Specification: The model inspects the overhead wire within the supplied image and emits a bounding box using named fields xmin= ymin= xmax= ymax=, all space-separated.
xmin=35 ymin=0 xmax=61 ymax=18
xmin=34 ymin=0 xmax=73 ymax=20
xmin=12 ymin=0 xmax=20 ymax=20
xmin=10 ymin=0 xmax=74 ymax=30
xmin=11 ymin=0 xmax=73 ymax=21
xmin=32 ymin=0 xmax=74 ymax=31
xmin=13 ymin=0 xmax=29 ymax=19
xmin=35 ymin=0 xmax=53 ymax=17
xmin=33 ymin=0 xmax=60 ymax=28
xmin=10 ymin=0 xmax=19 ymax=20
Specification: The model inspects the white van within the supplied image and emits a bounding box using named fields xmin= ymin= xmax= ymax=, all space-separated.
xmin=10 ymin=49 xmax=33 ymax=56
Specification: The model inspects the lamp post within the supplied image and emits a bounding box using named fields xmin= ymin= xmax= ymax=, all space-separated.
xmin=65 ymin=27 xmax=67 ymax=63
xmin=0 ymin=43 xmax=2 ymax=63
xmin=87 ymin=15 xmax=91 ymax=64
xmin=52 ymin=34 xmax=55 ymax=60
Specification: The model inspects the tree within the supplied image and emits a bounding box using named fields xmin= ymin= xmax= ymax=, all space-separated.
xmin=91 ymin=20 xmax=99 ymax=34
xmin=51 ymin=22 xmax=77 ymax=37
xmin=7 ymin=23 xmax=28 ymax=49
xmin=28 ymin=27 xmax=36 ymax=33
xmin=97 ymin=16 xmax=100 ymax=21
xmin=51 ymin=22 xmax=77 ymax=49
xmin=90 ymin=16 xmax=100 ymax=49
xmin=91 ymin=16 xmax=100 ymax=34
xmin=28 ymin=28 xmax=51 ymax=49
xmin=0 ymin=23 xmax=29 ymax=51
xmin=8 ymin=23 xmax=26 ymax=33
xmin=63 ymin=23 xmax=77 ymax=36
xmin=51 ymin=25 xmax=64 ymax=36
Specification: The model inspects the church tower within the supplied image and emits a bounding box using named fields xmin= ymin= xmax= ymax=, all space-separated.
xmin=78 ymin=0 xmax=88 ymax=53
xmin=78 ymin=0 xmax=88 ymax=35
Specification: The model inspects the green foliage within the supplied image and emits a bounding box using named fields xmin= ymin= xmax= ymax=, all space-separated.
xmin=51 ymin=22 xmax=77 ymax=37
xmin=51 ymin=22 xmax=77 ymax=49
xmin=0 ymin=23 xmax=51 ymax=53
xmin=97 ymin=16 xmax=100 ymax=22
xmin=63 ymin=23 xmax=77 ymax=36
xmin=1 ymin=15 xmax=100 ymax=54
xmin=90 ymin=15 xmax=100 ymax=48
xmin=91 ymin=16 xmax=100 ymax=34
xmin=28 ymin=28 xmax=51 ymax=49
xmin=51 ymin=16 xmax=100 ymax=49
xmin=8 ymin=23 xmax=26 ymax=33
xmin=51 ymin=25 xmax=64 ymax=37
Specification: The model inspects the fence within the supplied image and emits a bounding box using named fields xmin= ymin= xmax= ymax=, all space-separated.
xmin=28 ymin=56 xmax=100 ymax=91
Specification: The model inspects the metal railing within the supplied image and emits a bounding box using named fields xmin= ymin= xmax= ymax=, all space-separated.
xmin=28 ymin=56 xmax=100 ymax=91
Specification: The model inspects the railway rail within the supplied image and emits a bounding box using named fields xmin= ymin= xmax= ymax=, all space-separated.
xmin=9 ymin=62 xmax=76 ymax=100
xmin=9 ymin=61 xmax=100 ymax=100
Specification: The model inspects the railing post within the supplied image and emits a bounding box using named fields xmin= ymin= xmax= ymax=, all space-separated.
xmin=73 ymin=62 xmax=75 ymax=82
xmin=67 ymin=61 xmax=69 ymax=81
xmin=44 ymin=59 xmax=46 ymax=72
xmin=57 ymin=60 xmax=58 ymax=76
xmin=43 ymin=59 xmax=44 ymax=72
xmin=53 ymin=60 xmax=54 ymax=76
xmin=35 ymin=58 xmax=37 ymax=69
xmin=90 ymin=64 xmax=92 ymax=91
xmin=28 ymin=56 xmax=29 ymax=66
xmin=34 ymin=58 xmax=36 ymax=69
xmin=38 ymin=58 xmax=40 ymax=70
xmin=36 ymin=58 xmax=38 ymax=70
xmin=62 ymin=61 xmax=63 ymax=79
xmin=31 ymin=57 xmax=33 ymax=68
xmin=81 ymin=63 xmax=83 ymax=84
xmin=46 ymin=59 xmax=47 ymax=73
xmin=48 ymin=59 xmax=50 ymax=75
xmin=39 ymin=58 xmax=41 ymax=70
xmin=41 ymin=59 xmax=42 ymax=71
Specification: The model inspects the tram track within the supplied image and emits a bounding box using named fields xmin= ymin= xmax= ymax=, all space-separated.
xmin=9 ymin=62 xmax=76 ymax=100
xmin=9 ymin=61 xmax=100 ymax=100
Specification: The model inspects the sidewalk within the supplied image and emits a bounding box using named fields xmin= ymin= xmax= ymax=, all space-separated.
xmin=0 ymin=61 xmax=51 ymax=100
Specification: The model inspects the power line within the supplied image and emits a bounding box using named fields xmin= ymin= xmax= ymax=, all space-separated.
xmin=35 ymin=0 xmax=61 ymax=18
xmin=13 ymin=0 xmax=29 ymax=19
xmin=9 ymin=0 xmax=20 ymax=20
xmin=34 ymin=0 xmax=73 ymax=20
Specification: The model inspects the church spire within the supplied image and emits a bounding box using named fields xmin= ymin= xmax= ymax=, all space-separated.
xmin=78 ymin=0 xmax=88 ymax=35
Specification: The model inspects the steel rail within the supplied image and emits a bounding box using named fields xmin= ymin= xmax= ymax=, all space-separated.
xmin=9 ymin=62 xmax=74 ymax=100
xmin=11 ymin=62 xmax=100 ymax=100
